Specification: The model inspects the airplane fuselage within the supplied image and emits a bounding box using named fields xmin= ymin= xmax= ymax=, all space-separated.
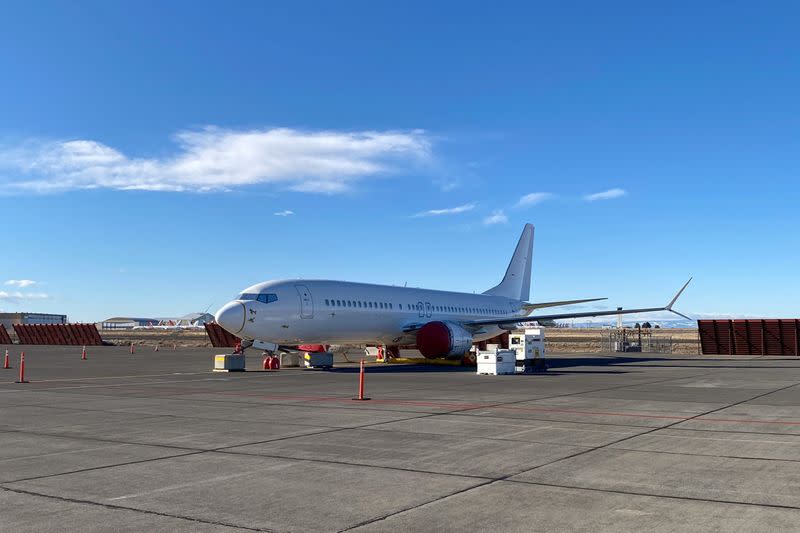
xmin=215 ymin=279 xmax=528 ymax=346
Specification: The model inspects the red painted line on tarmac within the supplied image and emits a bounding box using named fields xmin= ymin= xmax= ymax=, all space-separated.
xmin=493 ymin=405 xmax=688 ymax=421
xmin=213 ymin=390 xmax=487 ymax=409
xmin=213 ymin=391 xmax=800 ymax=426
xmin=689 ymin=417 xmax=800 ymax=426
xmin=21 ymin=381 xmax=797 ymax=428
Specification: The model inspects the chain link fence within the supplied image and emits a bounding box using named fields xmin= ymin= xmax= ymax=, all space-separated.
xmin=600 ymin=329 xmax=674 ymax=354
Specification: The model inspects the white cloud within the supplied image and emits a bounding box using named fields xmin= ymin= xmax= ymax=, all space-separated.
xmin=413 ymin=203 xmax=475 ymax=217
xmin=0 ymin=291 xmax=50 ymax=302
xmin=0 ymin=127 xmax=432 ymax=194
xmin=483 ymin=210 xmax=508 ymax=225
xmin=274 ymin=210 xmax=294 ymax=217
xmin=4 ymin=279 xmax=36 ymax=288
xmin=584 ymin=188 xmax=627 ymax=201
xmin=515 ymin=192 xmax=553 ymax=207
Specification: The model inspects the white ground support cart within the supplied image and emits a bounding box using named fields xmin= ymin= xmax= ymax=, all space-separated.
xmin=476 ymin=349 xmax=517 ymax=375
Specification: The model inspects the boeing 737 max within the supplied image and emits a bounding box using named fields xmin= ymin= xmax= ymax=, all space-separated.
xmin=214 ymin=224 xmax=691 ymax=358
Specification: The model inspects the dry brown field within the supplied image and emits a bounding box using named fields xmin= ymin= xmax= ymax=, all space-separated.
xmin=87 ymin=327 xmax=701 ymax=355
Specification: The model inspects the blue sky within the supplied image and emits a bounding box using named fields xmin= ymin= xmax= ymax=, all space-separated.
xmin=1 ymin=1 xmax=798 ymax=322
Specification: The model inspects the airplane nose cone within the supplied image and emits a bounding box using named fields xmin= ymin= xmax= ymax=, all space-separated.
xmin=214 ymin=302 xmax=245 ymax=334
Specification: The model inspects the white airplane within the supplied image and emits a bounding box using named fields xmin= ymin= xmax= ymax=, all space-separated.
xmin=214 ymin=224 xmax=691 ymax=358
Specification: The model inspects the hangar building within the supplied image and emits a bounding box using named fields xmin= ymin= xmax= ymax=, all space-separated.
xmin=98 ymin=317 xmax=159 ymax=330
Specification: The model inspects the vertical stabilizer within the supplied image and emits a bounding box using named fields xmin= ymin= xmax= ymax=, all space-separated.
xmin=483 ymin=223 xmax=534 ymax=301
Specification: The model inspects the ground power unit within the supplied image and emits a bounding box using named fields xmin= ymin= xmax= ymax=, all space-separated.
xmin=509 ymin=328 xmax=546 ymax=373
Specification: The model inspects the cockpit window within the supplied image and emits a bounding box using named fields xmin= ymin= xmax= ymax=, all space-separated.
xmin=239 ymin=293 xmax=278 ymax=304
xmin=257 ymin=293 xmax=278 ymax=304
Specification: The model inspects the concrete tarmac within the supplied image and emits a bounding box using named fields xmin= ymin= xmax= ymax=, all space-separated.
xmin=1 ymin=346 xmax=800 ymax=532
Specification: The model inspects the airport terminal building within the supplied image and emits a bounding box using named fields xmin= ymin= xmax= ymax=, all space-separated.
xmin=0 ymin=312 xmax=67 ymax=330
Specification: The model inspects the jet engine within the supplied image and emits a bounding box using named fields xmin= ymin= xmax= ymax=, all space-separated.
xmin=415 ymin=321 xmax=473 ymax=358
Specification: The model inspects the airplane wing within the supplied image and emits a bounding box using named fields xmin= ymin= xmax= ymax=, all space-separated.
xmin=466 ymin=278 xmax=692 ymax=329
xmin=401 ymin=278 xmax=691 ymax=333
xmin=522 ymin=297 xmax=607 ymax=312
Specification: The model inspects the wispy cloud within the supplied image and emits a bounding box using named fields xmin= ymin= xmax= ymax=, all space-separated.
xmin=0 ymin=291 xmax=49 ymax=302
xmin=274 ymin=210 xmax=294 ymax=217
xmin=4 ymin=279 xmax=37 ymax=288
xmin=515 ymin=192 xmax=553 ymax=207
xmin=413 ymin=203 xmax=476 ymax=217
xmin=584 ymin=188 xmax=627 ymax=201
xmin=483 ymin=210 xmax=508 ymax=225
xmin=0 ymin=127 xmax=432 ymax=194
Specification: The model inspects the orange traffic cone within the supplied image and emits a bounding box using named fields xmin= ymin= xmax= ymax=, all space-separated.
xmin=15 ymin=352 xmax=28 ymax=383
xmin=81 ymin=346 xmax=87 ymax=360
xmin=352 ymin=359 xmax=370 ymax=401
xmin=3 ymin=349 xmax=10 ymax=369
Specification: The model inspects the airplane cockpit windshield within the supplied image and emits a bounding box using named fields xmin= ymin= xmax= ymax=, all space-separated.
xmin=238 ymin=293 xmax=279 ymax=304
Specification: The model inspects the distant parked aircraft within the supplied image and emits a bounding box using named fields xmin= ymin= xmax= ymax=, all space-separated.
xmin=133 ymin=313 xmax=214 ymax=330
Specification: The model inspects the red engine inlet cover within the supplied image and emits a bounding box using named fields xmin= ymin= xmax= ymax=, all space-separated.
xmin=416 ymin=321 xmax=451 ymax=359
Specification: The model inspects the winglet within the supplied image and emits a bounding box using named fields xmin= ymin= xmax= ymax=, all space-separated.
xmin=665 ymin=277 xmax=692 ymax=320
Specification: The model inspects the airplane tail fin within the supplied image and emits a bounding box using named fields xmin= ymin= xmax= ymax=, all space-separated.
xmin=483 ymin=223 xmax=534 ymax=301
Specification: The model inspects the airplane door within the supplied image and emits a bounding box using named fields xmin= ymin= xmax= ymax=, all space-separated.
xmin=295 ymin=284 xmax=314 ymax=319
xmin=417 ymin=301 xmax=425 ymax=318
xmin=425 ymin=302 xmax=432 ymax=318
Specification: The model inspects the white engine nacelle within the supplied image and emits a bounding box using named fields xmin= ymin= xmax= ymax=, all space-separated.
xmin=415 ymin=321 xmax=473 ymax=359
